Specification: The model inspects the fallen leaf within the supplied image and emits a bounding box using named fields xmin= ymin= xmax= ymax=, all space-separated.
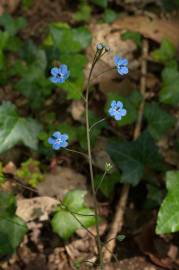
xmin=112 ymin=15 xmax=179 ymax=49
xmin=70 ymin=100 xmax=85 ymax=121
xmin=16 ymin=196 xmax=58 ymax=222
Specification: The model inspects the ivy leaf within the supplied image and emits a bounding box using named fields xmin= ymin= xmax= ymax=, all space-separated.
xmin=0 ymin=215 xmax=27 ymax=255
xmin=0 ymin=13 xmax=27 ymax=36
xmin=159 ymin=66 xmax=179 ymax=105
xmin=0 ymin=192 xmax=16 ymax=216
xmin=151 ymin=39 xmax=176 ymax=64
xmin=107 ymin=131 xmax=164 ymax=186
xmin=63 ymin=190 xmax=87 ymax=212
xmin=0 ymin=102 xmax=42 ymax=154
xmin=51 ymin=190 xmax=96 ymax=240
xmin=156 ymin=171 xmax=179 ymax=234
xmin=0 ymin=192 xmax=27 ymax=255
xmin=48 ymin=23 xmax=91 ymax=52
xmin=144 ymin=102 xmax=176 ymax=139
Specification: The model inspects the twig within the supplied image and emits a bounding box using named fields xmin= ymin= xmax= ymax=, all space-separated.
xmin=103 ymin=39 xmax=149 ymax=262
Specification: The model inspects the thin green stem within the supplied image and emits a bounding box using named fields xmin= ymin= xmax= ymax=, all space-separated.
xmin=65 ymin=148 xmax=88 ymax=159
xmin=89 ymin=118 xmax=106 ymax=132
xmin=90 ymin=67 xmax=116 ymax=83
xmin=95 ymin=171 xmax=107 ymax=193
xmin=85 ymin=54 xmax=104 ymax=270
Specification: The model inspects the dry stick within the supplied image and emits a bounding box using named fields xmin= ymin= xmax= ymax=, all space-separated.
xmin=103 ymin=39 xmax=149 ymax=262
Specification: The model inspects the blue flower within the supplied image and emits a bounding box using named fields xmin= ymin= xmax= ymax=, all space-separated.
xmin=50 ymin=64 xmax=70 ymax=84
xmin=114 ymin=56 xmax=128 ymax=75
xmin=108 ymin=100 xmax=127 ymax=121
xmin=48 ymin=131 xmax=69 ymax=150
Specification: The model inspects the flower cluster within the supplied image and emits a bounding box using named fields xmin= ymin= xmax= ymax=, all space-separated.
xmin=48 ymin=45 xmax=128 ymax=150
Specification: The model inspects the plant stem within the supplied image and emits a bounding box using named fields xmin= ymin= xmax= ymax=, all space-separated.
xmin=89 ymin=118 xmax=106 ymax=132
xmin=65 ymin=148 xmax=88 ymax=159
xmin=95 ymin=171 xmax=107 ymax=193
xmin=85 ymin=54 xmax=104 ymax=270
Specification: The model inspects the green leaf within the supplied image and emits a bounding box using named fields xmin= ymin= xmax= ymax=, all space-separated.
xmin=51 ymin=208 xmax=95 ymax=240
xmin=144 ymin=102 xmax=176 ymax=139
xmin=159 ymin=66 xmax=179 ymax=105
xmin=63 ymin=190 xmax=87 ymax=212
xmin=0 ymin=215 xmax=27 ymax=255
xmin=0 ymin=102 xmax=42 ymax=154
xmin=0 ymin=13 xmax=27 ymax=36
xmin=0 ymin=192 xmax=16 ymax=216
xmin=51 ymin=190 xmax=96 ymax=240
xmin=74 ymin=3 xmax=91 ymax=22
xmin=48 ymin=24 xmax=91 ymax=53
xmin=156 ymin=171 xmax=179 ymax=234
xmin=121 ymin=31 xmax=142 ymax=48
xmin=92 ymin=0 xmax=108 ymax=8
xmin=151 ymin=39 xmax=176 ymax=64
xmin=107 ymin=131 xmax=164 ymax=185
xmin=103 ymin=9 xmax=118 ymax=23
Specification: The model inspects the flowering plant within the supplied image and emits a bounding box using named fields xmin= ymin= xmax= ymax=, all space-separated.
xmin=48 ymin=43 xmax=128 ymax=269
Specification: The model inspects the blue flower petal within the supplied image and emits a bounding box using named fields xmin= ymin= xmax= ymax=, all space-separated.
xmin=116 ymin=101 xmax=123 ymax=109
xmin=51 ymin=67 xmax=59 ymax=76
xmin=119 ymin=66 xmax=128 ymax=75
xmin=114 ymin=112 xmax=122 ymax=121
xmin=56 ymin=77 xmax=65 ymax=84
xmin=64 ymin=70 xmax=70 ymax=79
xmin=48 ymin=137 xmax=55 ymax=145
xmin=50 ymin=76 xmax=58 ymax=83
xmin=121 ymin=109 xmax=127 ymax=116
xmin=53 ymin=142 xmax=61 ymax=150
xmin=61 ymin=134 xmax=69 ymax=142
xmin=60 ymin=64 xmax=68 ymax=74
xmin=61 ymin=141 xmax=68 ymax=148
xmin=121 ymin=58 xmax=128 ymax=66
xmin=53 ymin=131 xmax=61 ymax=139
xmin=111 ymin=100 xmax=117 ymax=108
xmin=108 ymin=108 xmax=115 ymax=116
xmin=114 ymin=56 xmax=120 ymax=66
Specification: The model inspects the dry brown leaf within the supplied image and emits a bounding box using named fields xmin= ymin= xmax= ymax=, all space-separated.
xmin=70 ymin=100 xmax=85 ymax=121
xmin=112 ymin=15 xmax=179 ymax=49
xmin=16 ymin=196 xmax=58 ymax=222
